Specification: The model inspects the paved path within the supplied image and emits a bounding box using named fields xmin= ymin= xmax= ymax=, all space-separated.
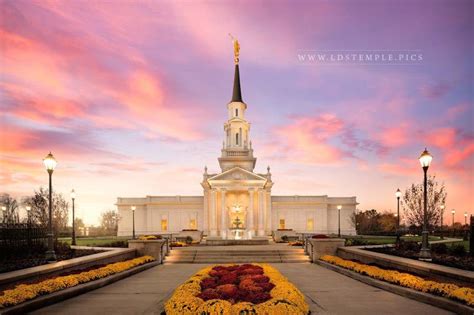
xmin=31 ymin=263 xmax=453 ymax=315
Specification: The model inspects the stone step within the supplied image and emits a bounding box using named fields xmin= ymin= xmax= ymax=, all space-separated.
xmin=164 ymin=256 xmax=311 ymax=264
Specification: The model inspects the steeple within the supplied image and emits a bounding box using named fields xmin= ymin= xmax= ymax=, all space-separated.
xmin=218 ymin=36 xmax=256 ymax=172
xmin=231 ymin=64 xmax=243 ymax=102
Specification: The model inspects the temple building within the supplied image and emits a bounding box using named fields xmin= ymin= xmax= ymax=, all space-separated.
xmin=116 ymin=39 xmax=357 ymax=238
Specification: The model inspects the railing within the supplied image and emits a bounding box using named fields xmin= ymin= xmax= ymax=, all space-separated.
xmin=224 ymin=150 xmax=250 ymax=157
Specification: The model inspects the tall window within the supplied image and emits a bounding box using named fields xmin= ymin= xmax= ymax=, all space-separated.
xmin=279 ymin=219 xmax=286 ymax=229
xmin=306 ymin=218 xmax=314 ymax=231
xmin=161 ymin=219 xmax=168 ymax=231
xmin=235 ymin=108 xmax=239 ymax=117
xmin=235 ymin=133 xmax=239 ymax=145
xmin=189 ymin=219 xmax=196 ymax=230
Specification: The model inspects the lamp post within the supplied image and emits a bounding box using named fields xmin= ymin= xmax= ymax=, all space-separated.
xmin=26 ymin=206 xmax=31 ymax=224
xmin=465 ymin=212 xmax=468 ymax=225
xmin=131 ymin=206 xmax=136 ymax=239
xmin=43 ymin=152 xmax=57 ymax=262
xmin=440 ymin=205 xmax=445 ymax=240
xmin=418 ymin=148 xmax=432 ymax=260
xmin=1 ymin=206 xmax=6 ymax=223
xmin=71 ymin=189 xmax=76 ymax=246
xmin=395 ymin=188 xmax=402 ymax=243
xmin=451 ymin=209 xmax=455 ymax=236
xmin=337 ymin=205 xmax=342 ymax=237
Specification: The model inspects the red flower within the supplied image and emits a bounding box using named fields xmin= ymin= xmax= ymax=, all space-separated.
xmin=197 ymin=288 xmax=220 ymax=301
xmin=255 ymin=282 xmax=275 ymax=291
xmin=248 ymin=292 xmax=271 ymax=304
xmin=200 ymin=277 xmax=218 ymax=290
xmin=250 ymin=275 xmax=270 ymax=283
xmin=218 ymin=272 xmax=238 ymax=285
xmin=216 ymin=284 xmax=238 ymax=299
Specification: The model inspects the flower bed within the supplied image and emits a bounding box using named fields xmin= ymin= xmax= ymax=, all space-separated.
xmin=320 ymin=255 xmax=474 ymax=306
xmin=0 ymin=255 xmax=155 ymax=308
xmin=165 ymin=263 xmax=309 ymax=314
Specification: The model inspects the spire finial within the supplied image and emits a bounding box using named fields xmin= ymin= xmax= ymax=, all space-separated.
xmin=229 ymin=33 xmax=240 ymax=64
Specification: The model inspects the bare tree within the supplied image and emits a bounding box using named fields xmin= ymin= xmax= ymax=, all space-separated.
xmin=401 ymin=175 xmax=446 ymax=228
xmin=23 ymin=187 xmax=69 ymax=233
xmin=100 ymin=210 xmax=120 ymax=235
xmin=0 ymin=194 xmax=20 ymax=223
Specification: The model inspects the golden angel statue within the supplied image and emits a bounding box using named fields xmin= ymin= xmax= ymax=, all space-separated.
xmin=229 ymin=33 xmax=240 ymax=64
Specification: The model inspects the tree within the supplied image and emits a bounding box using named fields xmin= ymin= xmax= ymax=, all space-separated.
xmin=402 ymin=175 xmax=446 ymax=228
xmin=100 ymin=210 xmax=120 ymax=235
xmin=378 ymin=212 xmax=397 ymax=233
xmin=23 ymin=187 xmax=69 ymax=233
xmin=0 ymin=194 xmax=20 ymax=223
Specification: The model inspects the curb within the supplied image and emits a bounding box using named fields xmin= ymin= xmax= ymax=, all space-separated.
xmin=0 ymin=261 xmax=160 ymax=315
xmin=315 ymin=260 xmax=474 ymax=315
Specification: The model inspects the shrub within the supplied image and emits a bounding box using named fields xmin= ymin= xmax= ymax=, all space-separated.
xmin=431 ymin=243 xmax=448 ymax=254
xmin=345 ymin=238 xmax=368 ymax=246
xmin=312 ymin=234 xmax=329 ymax=239
xmin=185 ymin=236 xmax=193 ymax=244
xmin=449 ymin=244 xmax=466 ymax=256
xmin=281 ymin=235 xmax=288 ymax=242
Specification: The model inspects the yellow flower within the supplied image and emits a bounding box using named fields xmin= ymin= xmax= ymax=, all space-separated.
xmin=0 ymin=256 xmax=155 ymax=308
xmin=320 ymin=255 xmax=474 ymax=307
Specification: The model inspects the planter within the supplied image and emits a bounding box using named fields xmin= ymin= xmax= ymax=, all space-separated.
xmin=128 ymin=240 xmax=167 ymax=262
xmin=308 ymin=238 xmax=345 ymax=261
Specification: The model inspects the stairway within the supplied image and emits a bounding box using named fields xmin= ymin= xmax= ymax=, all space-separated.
xmin=163 ymin=246 xmax=311 ymax=264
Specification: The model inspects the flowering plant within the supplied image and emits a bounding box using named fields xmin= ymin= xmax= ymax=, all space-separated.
xmin=138 ymin=235 xmax=160 ymax=240
xmin=165 ymin=263 xmax=309 ymax=314
xmin=321 ymin=255 xmax=474 ymax=306
xmin=0 ymin=256 xmax=155 ymax=308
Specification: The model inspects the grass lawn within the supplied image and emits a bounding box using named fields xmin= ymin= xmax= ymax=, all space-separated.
xmin=58 ymin=236 xmax=129 ymax=246
xmin=452 ymin=240 xmax=470 ymax=252
xmin=345 ymin=235 xmax=441 ymax=245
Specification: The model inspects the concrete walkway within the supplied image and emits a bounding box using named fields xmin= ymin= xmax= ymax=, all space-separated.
xmin=31 ymin=263 xmax=453 ymax=315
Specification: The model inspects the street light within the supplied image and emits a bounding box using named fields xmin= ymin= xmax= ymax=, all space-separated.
xmin=43 ymin=152 xmax=57 ymax=262
xmin=440 ymin=205 xmax=445 ymax=240
xmin=1 ymin=205 xmax=6 ymax=222
xmin=465 ymin=212 xmax=468 ymax=225
xmin=395 ymin=188 xmax=402 ymax=243
xmin=71 ymin=189 xmax=76 ymax=246
xmin=451 ymin=209 xmax=455 ymax=236
xmin=131 ymin=206 xmax=136 ymax=239
xmin=418 ymin=148 xmax=432 ymax=260
xmin=337 ymin=205 xmax=342 ymax=238
xmin=26 ymin=206 xmax=32 ymax=224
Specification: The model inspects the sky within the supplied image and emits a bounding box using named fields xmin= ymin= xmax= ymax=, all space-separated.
xmin=1 ymin=0 xmax=473 ymax=226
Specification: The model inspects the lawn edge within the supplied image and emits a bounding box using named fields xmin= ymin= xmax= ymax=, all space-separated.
xmin=0 ymin=260 xmax=160 ymax=315
xmin=315 ymin=260 xmax=474 ymax=315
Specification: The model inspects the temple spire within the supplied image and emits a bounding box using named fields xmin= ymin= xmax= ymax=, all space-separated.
xmin=229 ymin=34 xmax=243 ymax=102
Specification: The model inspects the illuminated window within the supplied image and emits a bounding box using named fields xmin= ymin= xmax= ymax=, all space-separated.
xmin=306 ymin=218 xmax=314 ymax=231
xmin=279 ymin=219 xmax=285 ymax=229
xmin=161 ymin=219 xmax=168 ymax=231
xmin=189 ymin=219 xmax=196 ymax=229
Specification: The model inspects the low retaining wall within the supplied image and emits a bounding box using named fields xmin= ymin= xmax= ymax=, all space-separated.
xmin=0 ymin=247 xmax=136 ymax=290
xmin=337 ymin=246 xmax=474 ymax=283
xmin=308 ymin=238 xmax=345 ymax=261
xmin=128 ymin=240 xmax=168 ymax=262
xmin=316 ymin=260 xmax=474 ymax=315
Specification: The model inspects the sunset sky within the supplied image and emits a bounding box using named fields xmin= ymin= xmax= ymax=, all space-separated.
xmin=1 ymin=0 xmax=473 ymax=225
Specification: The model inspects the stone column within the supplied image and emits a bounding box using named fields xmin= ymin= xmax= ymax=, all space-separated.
xmin=203 ymin=190 xmax=208 ymax=234
xmin=220 ymin=189 xmax=227 ymax=239
xmin=209 ymin=189 xmax=217 ymax=236
xmin=265 ymin=191 xmax=272 ymax=233
xmin=147 ymin=207 xmax=153 ymax=234
xmin=247 ymin=188 xmax=254 ymax=238
xmin=258 ymin=189 xmax=265 ymax=236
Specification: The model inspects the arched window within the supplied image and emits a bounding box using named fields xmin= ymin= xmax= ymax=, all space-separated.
xmin=235 ymin=108 xmax=239 ymax=117
xmin=235 ymin=133 xmax=239 ymax=145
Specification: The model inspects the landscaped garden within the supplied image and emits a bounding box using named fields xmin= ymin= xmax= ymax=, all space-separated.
xmin=367 ymin=240 xmax=473 ymax=271
xmin=165 ymin=263 xmax=309 ymax=314
xmin=0 ymin=256 xmax=155 ymax=308
xmin=320 ymin=255 xmax=474 ymax=306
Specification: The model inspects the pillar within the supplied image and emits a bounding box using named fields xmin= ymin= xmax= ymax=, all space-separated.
xmin=147 ymin=207 xmax=153 ymax=234
xmin=265 ymin=191 xmax=272 ymax=233
xmin=248 ymin=188 xmax=254 ymax=238
xmin=258 ymin=189 xmax=265 ymax=236
xmin=221 ymin=189 xmax=227 ymax=239
xmin=203 ymin=190 xmax=208 ymax=234
xmin=210 ymin=189 xmax=217 ymax=236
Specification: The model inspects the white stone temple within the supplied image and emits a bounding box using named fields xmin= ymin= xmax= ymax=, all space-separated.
xmin=117 ymin=39 xmax=357 ymax=238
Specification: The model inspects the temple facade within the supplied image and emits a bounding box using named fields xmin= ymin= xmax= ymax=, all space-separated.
xmin=117 ymin=40 xmax=357 ymax=238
